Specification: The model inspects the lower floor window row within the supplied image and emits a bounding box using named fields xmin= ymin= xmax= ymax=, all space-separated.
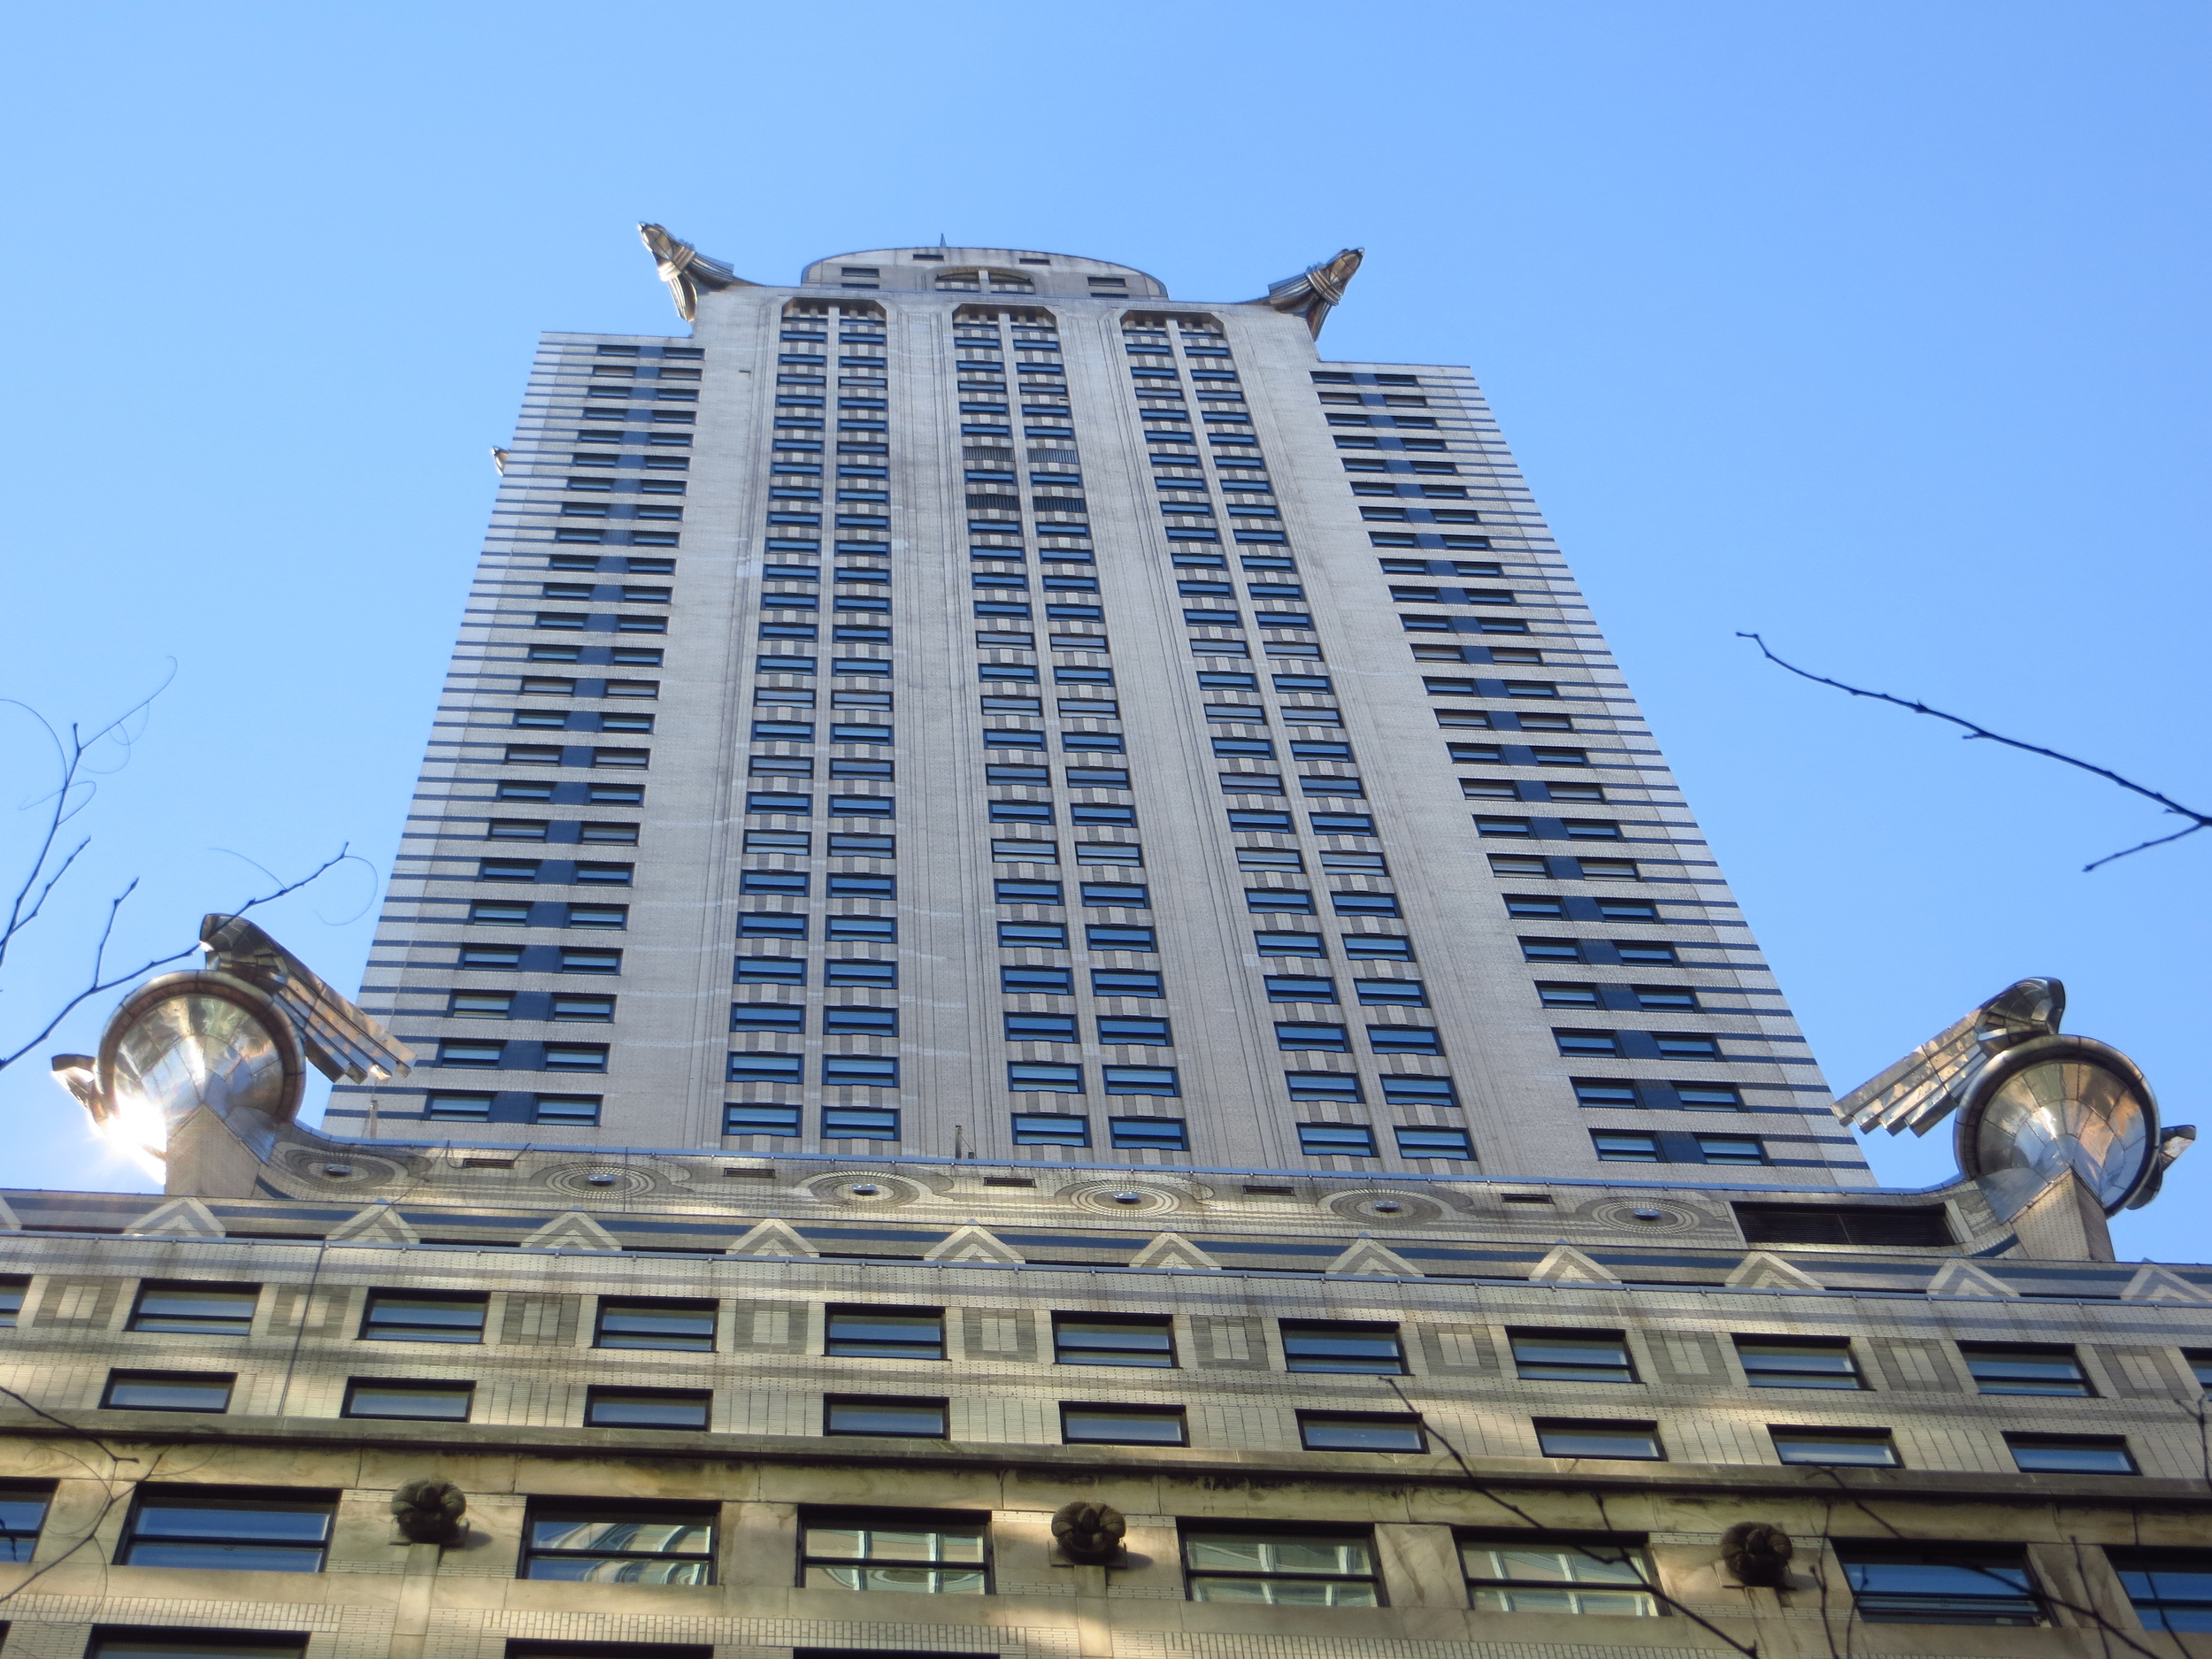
xmin=81 ymin=1493 xmax=2180 ymax=1630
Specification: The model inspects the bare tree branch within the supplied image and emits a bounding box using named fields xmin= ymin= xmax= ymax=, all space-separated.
xmin=0 ymin=679 xmax=365 ymax=1075
xmin=0 ymin=846 xmax=357 ymax=1074
xmin=1739 ymin=633 xmax=2210 ymax=872
xmin=0 ymin=671 xmax=171 ymax=976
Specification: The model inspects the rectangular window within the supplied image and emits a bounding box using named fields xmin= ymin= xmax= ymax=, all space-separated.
xmin=438 ymin=1039 xmax=504 ymax=1067
xmin=1961 ymin=1344 xmax=2093 ymax=1396
xmin=1593 ymin=1131 xmax=1662 ymax=1162
xmin=120 ymin=1486 xmax=335 ymax=1571
xmin=727 ymin=1053 xmax=803 ymax=1085
xmin=1512 ymin=1329 xmax=1636 ymax=1383
xmin=2005 ymin=1434 xmax=2137 ymax=1474
xmin=596 ymin=1299 xmax=716 ymax=1351
xmin=1735 ymin=1337 xmax=1862 ymax=1389
xmin=426 ymin=1091 xmax=495 ymax=1121
xmin=1771 ymin=1426 xmax=1901 ymax=1466
xmin=103 ymin=1371 xmax=234 ymax=1413
xmin=2106 ymin=1547 xmax=2212 ymax=1633
xmin=1555 ymin=1029 xmax=1620 ymax=1056
xmin=0 ymin=1486 xmax=46 ymax=1566
xmin=1182 ymin=1526 xmax=1381 ymax=1605
xmin=1354 ymin=982 xmax=1425 ymax=1009
xmin=522 ymin=1502 xmax=716 ymax=1583
xmin=725 ymin=1103 xmax=802 ymax=1137
xmin=822 ymin=1056 xmax=899 ymax=1087
xmin=1010 ymin=1062 xmax=1083 ymax=1094
xmin=1379 ymin=1076 xmax=1456 ymax=1107
xmin=1533 ymin=1419 xmax=1663 ymax=1460
xmin=800 ymin=1512 xmax=988 ymax=1594
xmin=1297 ymin=1122 xmax=1377 ymax=1156
xmin=1838 ymin=1544 xmax=2041 ymax=1624
xmin=1676 ymin=1083 xmax=1746 ymax=1110
xmin=1461 ymin=1534 xmax=1658 ymax=1615
xmin=1734 ymin=1202 xmax=1955 ymax=1248
xmin=1570 ymin=1080 xmax=1638 ymax=1111
xmin=584 ymin=1387 xmax=711 ymax=1430
xmin=1395 ymin=1125 xmax=1474 ymax=1160
xmin=1695 ymin=1133 xmax=1766 ymax=1165
xmin=361 ymin=1290 xmax=488 ymax=1344
xmin=1054 ymin=1314 xmax=1173 ymax=1368
xmin=87 ymin=1637 xmax=306 ymax=1659
xmin=129 ymin=1282 xmax=258 ymax=1335
xmin=1092 ymin=969 xmax=1164 ymax=996
xmin=826 ymin=1395 xmax=949 ymax=1438
xmin=1299 ymin=1412 xmax=1425 ymax=1453
xmin=1011 ymin=1112 xmax=1089 ymax=1146
xmin=1281 ymin=1320 xmax=1404 ymax=1374
xmin=1110 ymin=1116 xmax=1187 ymax=1150
xmin=1102 ymin=1064 xmax=1179 ymax=1095
xmin=342 ymin=1379 xmax=474 ymax=1421
xmin=1063 ymin=1402 xmax=1187 ymax=1445
xmin=826 ymin=1306 xmax=944 ymax=1360
xmin=823 ymin=1106 xmax=898 ymax=1141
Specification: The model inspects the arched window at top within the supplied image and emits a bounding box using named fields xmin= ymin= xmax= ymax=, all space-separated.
xmin=952 ymin=304 xmax=1058 ymax=337
xmin=936 ymin=267 xmax=1037 ymax=295
xmin=1124 ymin=310 xmax=1224 ymax=335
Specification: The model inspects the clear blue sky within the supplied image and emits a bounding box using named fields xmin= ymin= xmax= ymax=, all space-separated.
xmin=3 ymin=2 xmax=2204 ymax=1257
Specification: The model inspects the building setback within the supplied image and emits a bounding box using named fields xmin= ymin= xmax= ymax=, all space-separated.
xmin=6 ymin=236 xmax=2200 ymax=1659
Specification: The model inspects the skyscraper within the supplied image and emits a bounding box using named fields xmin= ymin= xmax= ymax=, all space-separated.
xmin=329 ymin=234 xmax=1865 ymax=1183
xmin=14 ymin=234 xmax=2197 ymax=1659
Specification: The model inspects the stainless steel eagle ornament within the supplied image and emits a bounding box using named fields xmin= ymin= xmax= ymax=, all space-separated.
xmin=638 ymin=223 xmax=751 ymax=322
xmin=51 ymin=915 xmax=411 ymax=1169
xmin=1254 ymin=249 xmax=1364 ymax=339
xmin=1832 ymin=978 xmax=2190 ymax=1219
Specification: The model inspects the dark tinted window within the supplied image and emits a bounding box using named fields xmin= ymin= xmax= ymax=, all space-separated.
xmin=1733 ymin=1203 xmax=1953 ymax=1247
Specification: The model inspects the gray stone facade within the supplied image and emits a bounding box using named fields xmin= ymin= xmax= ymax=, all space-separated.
xmin=0 ymin=1156 xmax=2206 ymax=1657
xmin=10 ymin=242 xmax=2199 ymax=1659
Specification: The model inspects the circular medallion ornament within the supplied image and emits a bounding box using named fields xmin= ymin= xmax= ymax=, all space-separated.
xmin=802 ymin=1171 xmax=926 ymax=1207
xmin=275 ymin=1148 xmax=408 ymax=1188
xmin=541 ymin=1164 xmax=657 ymax=1199
xmin=1062 ymin=1180 xmax=1188 ymax=1216
xmin=1325 ymin=1190 xmax=1445 ymax=1225
xmin=1956 ymin=1035 xmax=2160 ymax=1217
xmin=1581 ymin=1199 xmax=1708 ymax=1233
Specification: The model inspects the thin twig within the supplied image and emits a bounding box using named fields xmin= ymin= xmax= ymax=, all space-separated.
xmin=1738 ymin=634 xmax=2209 ymax=872
xmin=1381 ymin=1377 xmax=1762 ymax=1657
xmin=0 ymin=673 xmax=172 ymax=973
xmin=0 ymin=844 xmax=359 ymax=1072
xmin=1813 ymin=1471 xmax=2168 ymax=1659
